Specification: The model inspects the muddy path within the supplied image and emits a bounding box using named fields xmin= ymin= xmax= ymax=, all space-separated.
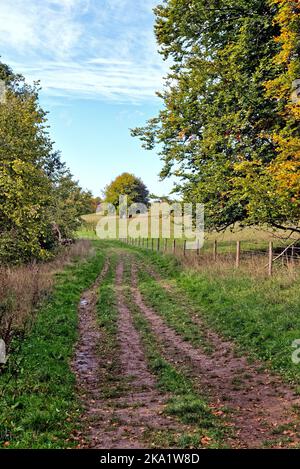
xmin=72 ymin=258 xmax=110 ymax=394
xmin=130 ymin=261 xmax=300 ymax=448
xmin=72 ymin=247 xmax=300 ymax=448
xmin=73 ymin=255 xmax=190 ymax=449
xmin=105 ymin=259 xmax=190 ymax=448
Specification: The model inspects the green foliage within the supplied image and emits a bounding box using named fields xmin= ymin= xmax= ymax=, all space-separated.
xmin=132 ymin=0 xmax=300 ymax=233
xmin=89 ymin=196 xmax=102 ymax=214
xmin=0 ymin=62 xmax=95 ymax=263
xmin=104 ymin=172 xmax=149 ymax=208
xmin=0 ymin=63 xmax=55 ymax=262
xmin=51 ymin=172 xmax=95 ymax=240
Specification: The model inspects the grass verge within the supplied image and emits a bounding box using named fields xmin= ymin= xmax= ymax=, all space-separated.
xmin=135 ymin=247 xmax=300 ymax=384
xmin=0 ymin=246 xmax=105 ymax=449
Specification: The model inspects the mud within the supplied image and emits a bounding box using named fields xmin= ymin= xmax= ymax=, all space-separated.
xmin=73 ymin=256 xmax=189 ymax=449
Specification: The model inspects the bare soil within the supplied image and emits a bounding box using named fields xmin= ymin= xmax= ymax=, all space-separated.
xmin=73 ymin=256 xmax=189 ymax=448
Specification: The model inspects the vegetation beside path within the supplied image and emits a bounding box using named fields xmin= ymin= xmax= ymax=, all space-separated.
xmin=132 ymin=245 xmax=300 ymax=385
xmin=0 ymin=244 xmax=105 ymax=448
xmin=2 ymin=240 xmax=300 ymax=449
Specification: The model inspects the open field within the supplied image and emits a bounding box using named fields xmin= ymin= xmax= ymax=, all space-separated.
xmin=1 ymin=240 xmax=300 ymax=449
xmin=80 ymin=213 xmax=299 ymax=246
xmin=79 ymin=213 xmax=300 ymax=276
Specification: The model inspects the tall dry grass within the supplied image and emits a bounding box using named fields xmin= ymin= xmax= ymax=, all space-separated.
xmin=0 ymin=240 xmax=93 ymax=346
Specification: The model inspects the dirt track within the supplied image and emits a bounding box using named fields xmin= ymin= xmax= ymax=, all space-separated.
xmin=73 ymin=249 xmax=300 ymax=449
xmin=131 ymin=261 xmax=300 ymax=448
xmin=73 ymin=257 xmax=190 ymax=448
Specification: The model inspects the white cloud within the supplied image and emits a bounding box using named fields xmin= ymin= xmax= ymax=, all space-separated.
xmin=0 ymin=0 xmax=167 ymax=102
xmin=15 ymin=59 xmax=166 ymax=102
xmin=0 ymin=0 xmax=86 ymax=57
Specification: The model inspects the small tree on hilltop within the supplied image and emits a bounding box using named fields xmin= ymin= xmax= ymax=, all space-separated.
xmin=104 ymin=173 xmax=149 ymax=209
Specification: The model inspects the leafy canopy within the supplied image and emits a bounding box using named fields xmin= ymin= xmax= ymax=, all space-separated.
xmin=0 ymin=62 xmax=96 ymax=263
xmin=104 ymin=173 xmax=149 ymax=208
xmin=132 ymin=0 xmax=300 ymax=233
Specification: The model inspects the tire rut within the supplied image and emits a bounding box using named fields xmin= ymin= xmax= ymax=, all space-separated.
xmin=101 ymin=259 xmax=183 ymax=449
xmin=74 ymin=256 xmax=189 ymax=449
xmin=73 ymin=258 xmax=110 ymax=393
xmin=131 ymin=262 xmax=300 ymax=448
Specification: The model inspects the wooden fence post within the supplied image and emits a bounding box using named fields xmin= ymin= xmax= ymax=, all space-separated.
xmin=164 ymin=239 xmax=168 ymax=252
xmin=236 ymin=241 xmax=241 ymax=268
xmin=173 ymin=239 xmax=176 ymax=254
xmin=213 ymin=240 xmax=217 ymax=261
xmin=268 ymin=241 xmax=273 ymax=277
xmin=183 ymin=240 xmax=187 ymax=257
xmin=197 ymin=239 xmax=200 ymax=256
xmin=157 ymin=238 xmax=160 ymax=252
xmin=151 ymin=239 xmax=154 ymax=251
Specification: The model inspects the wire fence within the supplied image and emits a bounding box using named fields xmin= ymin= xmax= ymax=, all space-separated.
xmin=121 ymin=237 xmax=300 ymax=276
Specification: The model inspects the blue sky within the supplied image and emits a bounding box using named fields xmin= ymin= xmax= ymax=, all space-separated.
xmin=0 ymin=0 xmax=173 ymax=196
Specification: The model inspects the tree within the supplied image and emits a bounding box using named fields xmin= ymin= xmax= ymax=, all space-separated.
xmin=232 ymin=0 xmax=300 ymax=233
xmin=0 ymin=61 xmax=94 ymax=262
xmin=132 ymin=0 xmax=300 ymax=233
xmin=0 ymin=62 xmax=57 ymax=262
xmin=90 ymin=196 xmax=102 ymax=214
xmin=51 ymin=172 xmax=96 ymax=240
xmin=104 ymin=173 xmax=149 ymax=208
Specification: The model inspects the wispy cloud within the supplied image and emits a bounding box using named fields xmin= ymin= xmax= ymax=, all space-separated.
xmin=16 ymin=59 xmax=166 ymax=102
xmin=0 ymin=0 xmax=167 ymax=102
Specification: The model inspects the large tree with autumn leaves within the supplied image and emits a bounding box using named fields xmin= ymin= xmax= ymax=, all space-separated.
xmin=132 ymin=0 xmax=300 ymax=233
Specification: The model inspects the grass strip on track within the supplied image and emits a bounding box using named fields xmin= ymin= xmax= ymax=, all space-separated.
xmin=136 ymin=267 xmax=212 ymax=353
xmin=96 ymin=254 xmax=129 ymax=399
xmin=122 ymin=260 xmax=230 ymax=449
